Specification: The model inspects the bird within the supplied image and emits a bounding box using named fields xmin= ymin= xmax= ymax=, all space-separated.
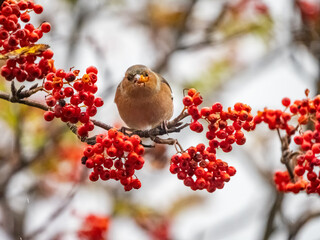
xmin=114 ymin=64 xmax=173 ymax=130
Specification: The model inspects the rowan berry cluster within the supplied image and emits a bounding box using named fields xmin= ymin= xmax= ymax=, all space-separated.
xmin=297 ymin=0 xmax=320 ymax=22
xmin=0 ymin=0 xmax=54 ymax=82
xmin=43 ymin=66 xmax=104 ymax=137
xmin=184 ymin=88 xmax=254 ymax=152
xmin=77 ymin=214 xmax=110 ymax=240
xmin=274 ymin=171 xmax=307 ymax=194
xmin=81 ymin=128 xmax=144 ymax=191
xmin=172 ymin=89 xmax=254 ymax=192
xmin=253 ymin=98 xmax=295 ymax=135
xmin=256 ymin=94 xmax=320 ymax=195
xmin=170 ymin=146 xmax=236 ymax=192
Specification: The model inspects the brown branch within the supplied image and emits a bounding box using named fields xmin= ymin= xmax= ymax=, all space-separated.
xmin=205 ymin=3 xmax=229 ymax=35
xmin=154 ymin=0 xmax=199 ymax=73
xmin=151 ymin=136 xmax=184 ymax=152
xmin=175 ymin=29 xmax=252 ymax=52
xmin=288 ymin=210 xmax=320 ymax=240
xmin=91 ymin=111 xmax=190 ymax=139
xmin=24 ymin=183 xmax=79 ymax=240
xmin=0 ymin=88 xmax=191 ymax=145
xmin=0 ymin=89 xmax=49 ymax=111
xmin=154 ymin=1 xmax=230 ymax=72
xmin=276 ymin=129 xmax=296 ymax=181
xmin=262 ymin=192 xmax=284 ymax=240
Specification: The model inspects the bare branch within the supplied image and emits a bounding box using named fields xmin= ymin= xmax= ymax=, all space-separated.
xmin=262 ymin=192 xmax=284 ymax=240
xmin=276 ymin=129 xmax=296 ymax=181
xmin=0 ymin=89 xmax=191 ymax=146
xmin=288 ymin=210 xmax=320 ymax=240
xmin=24 ymin=182 xmax=80 ymax=240
xmin=0 ymin=89 xmax=49 ymax=111
xmin=154 ymin=0 xmax=199 ymax=73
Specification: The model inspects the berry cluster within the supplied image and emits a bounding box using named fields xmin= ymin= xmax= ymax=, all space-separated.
xmin=172 ymin=89 xmax=254 ymax=192
xmin=170 ymin=145 xmax=236 ymax=192
xmin=256 ymin=94 xmax=320 ymax=195
xmin=297 ymin=0 xmax=320 ymax=22
xmin=274 ymin=171 xmax=307 ymax=194
xmin=253 ymin=99 xmax=294 ymax=135
xmin=0 ymin=0 xmax=54 ymax=82
xmin=183 ymin=88 xmax=254 ymax=153
xmin=77 ymin=214 xmax=110 ymax=240
xmin=43 ymin=66 xmax=103 ymax=137
xmin=81 ymin=128 xmax=144 ymax=191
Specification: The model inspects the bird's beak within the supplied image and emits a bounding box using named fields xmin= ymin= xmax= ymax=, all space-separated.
xmin=134 ymin=74 xmax=149 ymax=83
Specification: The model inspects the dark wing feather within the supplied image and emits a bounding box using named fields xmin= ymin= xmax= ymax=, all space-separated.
xmin=159 ymin=75 xmax=173 ymax=100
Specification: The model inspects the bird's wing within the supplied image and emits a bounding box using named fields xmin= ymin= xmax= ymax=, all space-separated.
xmin=158 ymin=75 xmax=173 ymax=100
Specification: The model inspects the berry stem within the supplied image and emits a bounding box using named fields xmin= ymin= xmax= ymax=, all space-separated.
xmin=276 ymin=129 xmax=295 ymax=182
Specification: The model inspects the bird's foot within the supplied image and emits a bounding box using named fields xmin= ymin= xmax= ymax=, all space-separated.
xmin=159 ymin=120 xmax=169 ymax=134
xmin=120 ymin=126 xmax=134 ymax=134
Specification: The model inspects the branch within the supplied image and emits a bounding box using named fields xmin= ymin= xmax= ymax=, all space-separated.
xmin=24 ymin=182 xmax=80 ymax=240
xmin=287 ymin=210 xmax=320 ymax=240
xmin=262 ymin=192 xmax=284 ymax=240
xmin=276 ymin=129 xmax=299 ymax=182
xmin=154 ymin=1 xmax=230 ymax=72
xmin=0 ymin=87 xmax=191 ymax=146
xmin=154 ymin=0 xmax=199 ymax=72
xmin=0 ymin=88 xmax=49 ymax=111
xmin=151 ymin=136 xmax=184 ymax=152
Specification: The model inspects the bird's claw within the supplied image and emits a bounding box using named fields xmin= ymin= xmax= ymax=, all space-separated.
xmin=159 ymin=120 xmax=169 ymax=134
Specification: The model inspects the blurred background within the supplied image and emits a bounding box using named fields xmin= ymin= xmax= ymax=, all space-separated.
xmin=0 ymin=0 xmax=320 ymax=239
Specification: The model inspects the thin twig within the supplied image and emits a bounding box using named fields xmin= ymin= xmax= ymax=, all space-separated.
xmin=276 ymin=129 xmax=295 ymax=181
xmin=288 ymin=210 xmax=320 ymax=240
xmin=262 ymin=192 xmax=284 ymax=240
xmin=24 ymin=183 xmax=79 ymax=240
xmin=154 ymin=0 xmax=199 ymax=73
xmin=0 ymin=89 xmax=190 ymax=144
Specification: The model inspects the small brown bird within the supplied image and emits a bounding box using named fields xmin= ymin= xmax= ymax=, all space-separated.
xmin=114 ymin=65 xmax=173 ymax=130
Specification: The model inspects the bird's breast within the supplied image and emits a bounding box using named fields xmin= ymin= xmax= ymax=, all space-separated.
xmin=115 ymin=89 xmax=173 ymax=129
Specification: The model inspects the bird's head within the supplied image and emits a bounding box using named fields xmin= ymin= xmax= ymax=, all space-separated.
xmin=121 ymin=65 xmax=160 ymax=96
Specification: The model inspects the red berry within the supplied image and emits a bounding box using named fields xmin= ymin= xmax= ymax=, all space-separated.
xmin=77 ymin=125 xmax=88 ymax=137
xmin=187 ymin=88 xmax=197 ymax=97
xmin=42 ymin=49 xmax=54 ymax=59
xmin=41 ymin=22 xmax=51 ymax=33
xmin=108 ymin=128 xmax=118 ymax=138
xmin=170 ymin=164 xmax=179 ymax=174
xmin=134 ymin=145 xmax=145 ymax=155
xmin=123 ymin=141 xmax=133 ymax=152
xmin=44 ymin=111 xmax=55 ymax=121
xmin=89 ymin=172 xmax=99 ymax=181
xmin=227 ymin=166 xmax=236 ymax=176
xmin=182 ymin=96 xmax=193 ymax=106
xmin=45 ymin=96 xmax=56 ymax=107
xmin=132 ymin=179 xmax=141 ymax=189
xmin=193 ymin=94 xmax=203 ymax=106
xmin=85 ymin=159 xmax=94 ymax=168
xmin=127 ymin=136 xmax=139 ymax=148
xmin=18 ymin=1 xmax=29 ymax=10
xmin=211 ymin=102 xmax=223 ymax=112
xmin=33 ymin=4 xmax=43 ymax=14
xmin=190 ymin=121 xmax=203 ymax=133
xmin=94 ymin=97 xmax=104 ymax=107
xmin=200 ymin=107 xmax=210 ymax=117
xmin=282 ymin=97 xmax=291 ymax=107
xmin=86 ymin=66 xmax=98 ymax=74
xmin=64 ymin=87 xmax=74 ymax=97
xmin=20 ymin=12 xmax=30 ymax=22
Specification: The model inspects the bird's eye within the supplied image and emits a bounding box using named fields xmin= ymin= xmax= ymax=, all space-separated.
xmin=145 ymin=73 xmax=148 ymax=77
xmin=127 ymin=75 xmax=134 ymax=81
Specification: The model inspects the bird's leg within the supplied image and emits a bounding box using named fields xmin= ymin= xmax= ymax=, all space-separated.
xmin=120 ymin=126 xmax=134 ymax=134
xmin=159 ymin=120 xmax=169 ymax=134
